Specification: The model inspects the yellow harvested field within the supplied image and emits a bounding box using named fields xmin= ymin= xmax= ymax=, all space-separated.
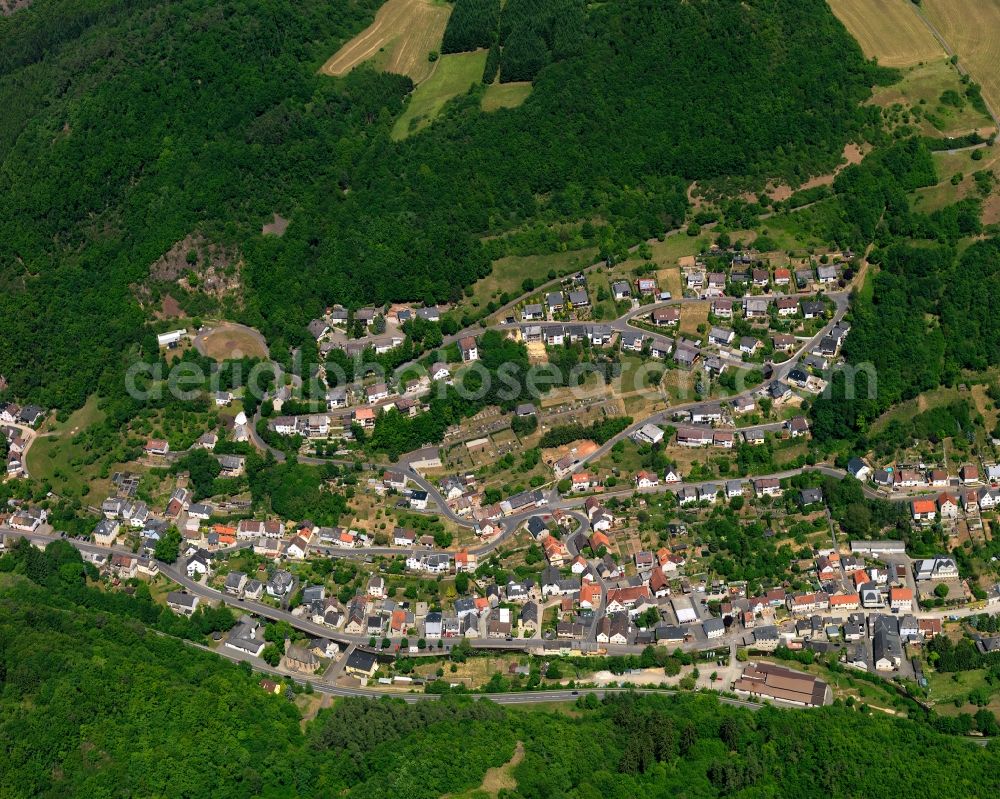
xmin=319 ymin=0 xmax=451 ymax=84
xmin=923 ymin=0 xmax=1000 ymax=120
xmin=828 ymin=0 xmax=943 ymax=67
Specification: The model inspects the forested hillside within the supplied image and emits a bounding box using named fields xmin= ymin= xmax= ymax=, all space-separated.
xmin=0 ymin=0 xmax=887 ymax=407
xmin=1 ymin=570 xmax=998 ymax=798
xmin=810 ymin=235 xmax=999 ymax=446
xmin=444 ymin=0 xmax=587 ymax=83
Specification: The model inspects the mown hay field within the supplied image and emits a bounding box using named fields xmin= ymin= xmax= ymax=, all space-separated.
xmin=320 ymin=0 xmax=451 ymax=84
xmin=827 ymin=0 xmax=943 ymax=67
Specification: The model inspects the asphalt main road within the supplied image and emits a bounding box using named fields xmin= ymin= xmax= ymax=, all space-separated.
xmin=177 ymin=634 xmax=775 ymax=708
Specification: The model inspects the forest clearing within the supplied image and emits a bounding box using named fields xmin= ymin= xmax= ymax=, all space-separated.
xmin=869 ymin=60 xmax=996 ymax=138
xmin=481 ymin=81 xmax=532 ymax=112
xmin=391 ymin=49 xmax=487 ymax=139
xmin=196 ymin=323 xmax=269 ymax=361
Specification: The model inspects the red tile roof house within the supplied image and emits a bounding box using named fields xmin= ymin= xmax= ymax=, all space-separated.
xmin=911 ymin=499 xmax=937 ymax=522
xmin=711 ymin=298 xmax=733 ymax=318
xmin=771 ymin=333 xmax=796 ymax=351
xmin=651 ymin=307 xmax=680 ymax=326
xmin=775 ymin=296 xmax=798 ymax=316
xmin=786 ymin=592 xmax=828 ymax=614
xmin=144 ymin=438 xmax=170 ymax=456
xmin=889 ymin=586 xmax=914 ymax=612
xmin=353 ymin=407 xmax=376 ymax=429
xmin=928 ymin=469 xmax=949 ymax=487
xmin=829 ymin=592 xmax=860 ymax=610
xmin=635 ymin=471 xmax=658 ymax=489
xmin=649 ymin=567 xmax=670 ymax=597
xmin=459 ymin=336 xmax=479 ymax=362
xmin=606 ymin=585 xmax=651 ymax=614
xmin=753 ymin=477 xmax=782 ymax=497
xmin=579 ymin=582 xmax=603 ymax=609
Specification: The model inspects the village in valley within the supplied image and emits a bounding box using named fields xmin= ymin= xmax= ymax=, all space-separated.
xmin=4 ymin=238 xmax=1000 ymax=718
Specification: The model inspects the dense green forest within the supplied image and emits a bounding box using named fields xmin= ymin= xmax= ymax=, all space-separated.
xmin=441 ymin=0 xmax=499 ymax=54
xmin=0 ymin=0 xmax=888 ymax=408
xmin=442 ymin=0 xmax=587 ymax=83
xmin=2 ymin=570 xmax=999 ymax=798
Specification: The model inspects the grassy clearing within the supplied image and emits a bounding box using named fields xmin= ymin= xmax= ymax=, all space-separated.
xmin=867 ymin=387 xmax=954 ymax=436
xmin=857 ymin=264 xmax=876 ymax=304
xmin=911 ymin=180 xmax=967 ymax=214
xmin=319 ymin=0 xmax=451 ymax=84
xmin=508 ymin=701 xmax=583 ymax=716
xmin=867 ymin=382 xmax=991 ymax=446
xmin=645 ymin=233 xmax=712 ymax=264
xmin=467 ymin=247 xmax=599 ymax=315
xmin=679 ymin=302 xmax=710 ymax=338
xmin=657 ymin=265 xmax=683 ymax=298
xmin=926 ymin=667 xmax=988 ymax=704
xmin=984 ymin=192 xmax=1000 ymax=226
xmin=391 ymin=50 xmax=488 ymax=140
xmin=869 ymin=59 xmax=995 ymax=137
xmin=481 ymin=81 xmax=532 ymax=112
xmin=26 ymin=395 xmax=106 ymax=495
xmin=828 ymin=0 xmax=943 ymax=67
xmin=925 ymin=666 xmax=1000 ymax=717
xmin=758 ymin=200 xmax=847 ymax=251
xmin=912 ymin=144 xmax=1000 ymax=213
xmin=923 ymin=0 xmax=1000 ymax=121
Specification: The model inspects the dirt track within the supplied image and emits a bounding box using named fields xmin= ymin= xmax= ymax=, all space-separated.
xmin=320 ymin=0 xmax=451 ymax=84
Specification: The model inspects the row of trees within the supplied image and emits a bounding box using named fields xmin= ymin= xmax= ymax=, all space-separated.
xmin=538 ymin=415 xmax=633 ymax=448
